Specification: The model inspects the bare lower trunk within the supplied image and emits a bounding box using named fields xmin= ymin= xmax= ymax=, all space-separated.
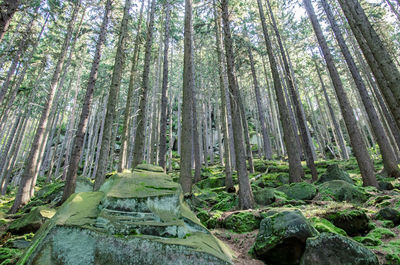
xmin=0 ymin=0 xmax=20 ymax=43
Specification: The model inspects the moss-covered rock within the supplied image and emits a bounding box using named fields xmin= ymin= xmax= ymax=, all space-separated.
xmin=377 ymin=207 xmax=400 ymax=225
xmin=210 ymin=193 xmax=238 ymax=212
xmin=7 ymin=206 xmax=56 ymax=235
xmin=324 ymin=209 xmax=370 ymax=236
xmin=317 ymin=164 xmax=353 ymax=184
xmin=135 ymin=164 xmax=164 ymax=172
xmin=318 ymin=180 xmax=368 ymax=203
xmin=224 ymin=212 xmax=261 ymax=233
xmin=308 ymin=217 xmax=347 ymax=236
xmin=250 ymin=210 xmax=318 ymax=264
xmin=253 ymin=188 xmax=276 ymax=205
xmin=277 ymin=182 xmax=317 ymax=201
xmin=196 ymin=176 xmax=226 ymax=189
xmin=300 ymin=233 xmax=379 ymax=265
xmin=205 ymin=211 xmax=224 ymax=229
xmin=18 ymin=165 xmax=233 ymax=265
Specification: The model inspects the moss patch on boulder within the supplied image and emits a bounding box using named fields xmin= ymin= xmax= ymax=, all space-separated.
xmin=224 ymin=212 xmax=261 ymax=233
xmin=7 ymin=206 xmax=56 ymax=235
xmin=277 ymin=182 xmax=317 ymax=201
xmin=318 ymin=180 xmax=368 ymax=203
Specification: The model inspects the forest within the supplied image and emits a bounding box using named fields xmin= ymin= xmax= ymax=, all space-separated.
xmin=0 ymin=0 xmax=400 ymax=264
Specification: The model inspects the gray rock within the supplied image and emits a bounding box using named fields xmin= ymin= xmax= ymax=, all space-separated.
xmin=378 ymin=207 xmax=400 ymax=225
xmin=300 ymin=233 xmax=379 ymax=265
xmin=317 ymin=164 xmax=353 ymax=184
xmin=250 ymin=210 xmax=318 ymax=265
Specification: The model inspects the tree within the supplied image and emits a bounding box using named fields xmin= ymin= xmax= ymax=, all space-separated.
xmin=257 ymin=0 xmax=304 ymax=183
xmin=158 ymin=0 xmax=171 ymax=170
xmin=303 ymin=0 xmax=377 ymax=187
xmin=131 ymin=0 xmax=157 ymax=170
xmin=60 ymin=0 xmax=113 ymax=203
xmin=9 ymin=1 xmax=81 ymax=213
xmin=221 ymin=0 xmax=254 ymax=209
xmin=93 ymin=0 xmax=131 ymax=190
xmin=180 ymin=0 xmax=194 ymax=194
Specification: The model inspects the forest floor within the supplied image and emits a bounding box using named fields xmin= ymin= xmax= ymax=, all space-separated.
xmin=0 ymin=157 xmax=400 ymax=264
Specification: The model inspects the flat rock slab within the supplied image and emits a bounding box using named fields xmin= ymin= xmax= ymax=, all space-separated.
xmin=18 ymin=164 xmax=233 ymax=265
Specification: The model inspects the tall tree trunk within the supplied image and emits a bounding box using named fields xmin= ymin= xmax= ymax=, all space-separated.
xmin=257 ymin=0 xmax=304 ymax=183
xmin=221 ymin=0 xmax=254 ymax=209
xmin=338 ymin=0 xmax=400 ymax=130
xmin=266 ymin=0 xmax=318 ymax=181
xmin=9 ymin=1 xmax=81 ymax=213
xmin=247 ymin=45 xmax=272 ymax=160
xmin=158 ymin=0 xmax=171 ymax=170
xmin=180 ymin=0 xmax=194 ymax=194
xmin=93 ymin=0 xmax=131 ymax=190
xmin=131 ymin=0 xmax=157 ymax=170
xmin=214 ymin=0 xmax=233 ymax=191
xmin=321 ymin=0 xmax=400 ymax=178
xmin=304 ymin=0 xmax=377 ymax=187
xmin=119 ymin=0 xmax=144 ymax=171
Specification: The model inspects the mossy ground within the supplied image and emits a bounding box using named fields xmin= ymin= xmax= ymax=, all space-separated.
xmin=0 ymin=158 xmax=399 ymax=264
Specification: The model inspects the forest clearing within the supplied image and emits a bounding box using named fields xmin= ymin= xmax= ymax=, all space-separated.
xmin=0 ymin=0 xmax=400 ymax=264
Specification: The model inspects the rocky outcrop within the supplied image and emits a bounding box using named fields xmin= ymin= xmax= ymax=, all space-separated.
xmin=18 ymin=165 xmax=233 ymax=265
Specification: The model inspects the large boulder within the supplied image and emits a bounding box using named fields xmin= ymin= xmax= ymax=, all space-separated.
xmin=224 ymin=211 xmax=261 ymax=233
xmin=253 ymin=188 xmax=276 ymax=205
xmin=324 ymin=209 xmax=370 ymax=236
xmin=317 ymin=164 xmax=353 ymax=184
xmin=300 ymin=233 xmax=379 ymax=265
xmin=318 ymin=180 xmax=368 ymax=203
xmin=18 ymin=165 xmax=233 ymax=265
xmin=277 ymin=182 xmax=317 ymax=201
xmin=250 ymin=210 xmax=318 ymax=265
xmin=7 ymin=206 xmax=56 ymax=235
xmin=377 ymin=207 xmax=400 ymax=225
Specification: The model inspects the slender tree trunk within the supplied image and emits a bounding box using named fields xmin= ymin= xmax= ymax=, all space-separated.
xmin=321 ymin=0 xmax=400 ymax=178
xmin=214 ymin=0 xmax=233 ymax=191
xmin=131 ymin=0 xmax=157 ymax=170
xmin=193 ymin=91 xmax=201 ymax=183
xmin=93 ymin=0 xmax=131 ymax=190
xmin=180 ymin=0 xmax=194 ymax=194
xmin=338 ymin=0 xmax=400 ymax=130
xmin=119 ymin=0 xmax=144 ymax=171
xmin=221 ymin=0 xmax=254 ymax=209
xmin=9 ymin=1 xmax=81 ymax=213
xmin=158 ymin=0 xmax=171 ymax=170
xmin=247 ymin=45 xmax=272 ymax=160
xmin=304 ymin=0 xmax=377 ymax=187
xmin=237 ymin=87 xmax=254 ymax=173
xmin=257 ymin=0 xmax=304 ymax=183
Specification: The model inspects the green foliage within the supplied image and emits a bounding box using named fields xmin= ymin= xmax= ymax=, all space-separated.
xmin=224 ymin=212 xmax=261 ymax=233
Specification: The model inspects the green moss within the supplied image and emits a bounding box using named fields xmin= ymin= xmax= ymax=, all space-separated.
xmin=277 ymin=182 xmax=317 ymax=201
xmin=8 ymin=206 xmax=56 ymax=235
xmin=224 ymin=212 xmax=261 ymax=233
xmin=135 ymin=164 xmax=164 ymax=173
xmin=210 ymin=193 xmax=238 ymax=211
xmin=0 ymin=248 xmax=23 ymax=265
xmin=309 ymin=217 xmax=347 ymax=236
xmin=206 ymin=211 xmax=224 ymax=229
xmin=324 ymin=209 xmax=370 ymax=236
xmin=353 ymin=236 xmax=382 ymax=246
xmin=318 ymin=180 xmax=368 ymax=203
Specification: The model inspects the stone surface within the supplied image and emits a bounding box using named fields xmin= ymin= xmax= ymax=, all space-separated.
xmin=18 ymin=165 xmax=233 ymax=265
xmin=324 ymin=209 xmax=370 ymax=236
xmin=377 ymin=207 xmax=400 ymax=225
xmin=250 ymin=210 xmax=318 ymax=265
xmin=300 ymin=233 xmax=379 ymax=265
xmin=277 ymin=182 xmax=317 ymax=201
xmin=317 ymin=164 xmax=353 ymax=184
xmin=7 ymin=206 xmax=56 ymax=235
xmin=318 ymin=180 xmax=368 ymax=203
xmin=253 ymin=188 xmax=276 ymax=205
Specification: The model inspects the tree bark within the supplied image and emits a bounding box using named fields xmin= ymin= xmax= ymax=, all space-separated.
xmin=131 ymin=0 xmax=157 ymax=170
xmin=93 ymin=0 xmax=131 ymax=190
xmin=9 ymin=1 xmax=81 ymax=213
xmin=221 ymin=0 xmax=254 ymax=209
xmin=304 ymin=0 xmax=377 ymax=187
xmin=180 ymin=0 xmax=194 ymax=194
xmin=257 ymin=0 xmax=304 ymax=183
xmin=321 ymin=0 xmax=400 ymax=178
